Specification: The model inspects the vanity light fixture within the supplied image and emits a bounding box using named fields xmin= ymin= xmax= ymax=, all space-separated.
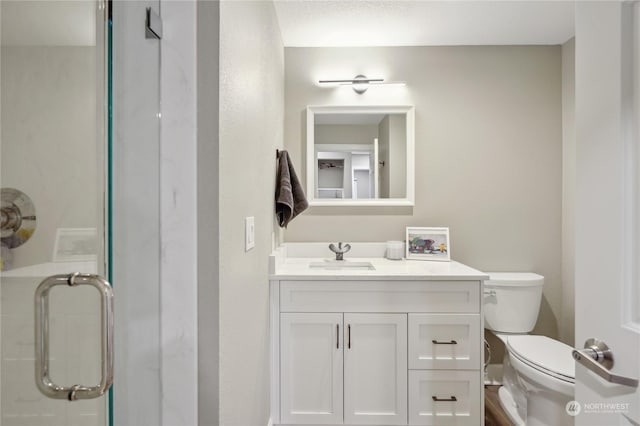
xmin=318 ymin=74 xmax=405 ymax=94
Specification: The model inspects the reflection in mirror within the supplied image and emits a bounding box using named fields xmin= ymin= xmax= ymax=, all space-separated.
xmin=306 ymin=106 xmax=414 ymax=206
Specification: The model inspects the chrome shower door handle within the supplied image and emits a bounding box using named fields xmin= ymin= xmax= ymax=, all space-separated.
xmin=572 ymin=338 xmax=638 ymax=388
xmin=35 ymin=273 xmax=114 ymax=400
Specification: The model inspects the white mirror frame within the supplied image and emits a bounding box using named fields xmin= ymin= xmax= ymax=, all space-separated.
xmin=306 ymin=105 xmax=415 ymax=207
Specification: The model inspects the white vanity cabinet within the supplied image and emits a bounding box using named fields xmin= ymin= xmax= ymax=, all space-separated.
xmin=270 ymin=278 xmax=484 ymax=426
xmin=280 ymin=312 xmax=407 ymax=425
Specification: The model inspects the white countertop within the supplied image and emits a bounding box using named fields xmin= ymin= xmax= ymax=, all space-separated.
xmin=270 ymin=257 xmax=488 ymax=281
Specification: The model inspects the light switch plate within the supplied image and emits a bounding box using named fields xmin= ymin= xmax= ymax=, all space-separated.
xmin=245 ymin=217 xmax=255 ymax=251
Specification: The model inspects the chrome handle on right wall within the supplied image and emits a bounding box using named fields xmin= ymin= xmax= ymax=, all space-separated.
xmin=572 ymin=338 xmax=638 ymax=388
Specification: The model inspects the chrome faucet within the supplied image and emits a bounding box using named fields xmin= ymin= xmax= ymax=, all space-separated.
xmin=329 ymin=242 xmax=351 ymax=261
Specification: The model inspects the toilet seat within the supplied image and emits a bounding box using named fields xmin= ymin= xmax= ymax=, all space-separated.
xmin=506 ymin=335 xmax=575 ymax=383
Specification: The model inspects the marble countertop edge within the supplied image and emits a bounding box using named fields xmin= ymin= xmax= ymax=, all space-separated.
xmin=269 ymin=255 xmax=489 ymax=281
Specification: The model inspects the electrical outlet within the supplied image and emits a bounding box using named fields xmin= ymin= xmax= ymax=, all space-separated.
xmin=245 ymin=217 xmax=255 ymax=251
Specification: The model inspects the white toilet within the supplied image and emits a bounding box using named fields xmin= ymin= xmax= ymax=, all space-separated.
xmin=484 ymin=272 xmax=575 ymax=426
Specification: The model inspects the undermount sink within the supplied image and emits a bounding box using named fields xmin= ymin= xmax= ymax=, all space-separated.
xmin=309 ymin=260 xmax=375 ymax=270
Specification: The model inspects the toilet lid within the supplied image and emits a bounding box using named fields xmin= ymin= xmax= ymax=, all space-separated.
xmin=506 ymin=335 xmax=575 ymax=382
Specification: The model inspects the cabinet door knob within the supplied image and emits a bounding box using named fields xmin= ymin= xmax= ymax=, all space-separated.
xmin=432 ymin=340 xmax=457 ymax=345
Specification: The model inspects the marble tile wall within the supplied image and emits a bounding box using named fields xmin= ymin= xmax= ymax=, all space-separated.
xmin=160 ymin=2 xmax=198 ymax=425
xmin=0 ymin=46 xmax=97 ymax=269
xmin=112 ymin=1 xmax=162 ymax=424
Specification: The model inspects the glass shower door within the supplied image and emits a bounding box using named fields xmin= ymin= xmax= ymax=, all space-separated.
xmin=0 ymin=1 xmax=110 ymax=425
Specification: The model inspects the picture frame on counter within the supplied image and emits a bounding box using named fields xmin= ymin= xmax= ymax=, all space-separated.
xmin=405 ymin=227 xmax=450 ymax=261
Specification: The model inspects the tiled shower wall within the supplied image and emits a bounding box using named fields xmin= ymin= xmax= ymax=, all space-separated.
xmin=1 ymin=266 xmax=102 ymax=426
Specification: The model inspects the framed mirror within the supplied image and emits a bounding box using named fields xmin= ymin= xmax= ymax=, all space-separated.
xmin=306 ymin=105 xmax=415 ymax=206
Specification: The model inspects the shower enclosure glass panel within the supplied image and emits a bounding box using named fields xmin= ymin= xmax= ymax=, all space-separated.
xmin=0 ymin=2 xmax=111 ymax=425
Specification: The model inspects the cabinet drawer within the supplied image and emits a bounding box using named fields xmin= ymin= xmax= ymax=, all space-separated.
xmin=280 ymin=281 xmax=480 ymax=313
xmin=408 ymin=370 xmax=481 ymax=426
xmin=408 ymin=314 xmax=481 ymax=370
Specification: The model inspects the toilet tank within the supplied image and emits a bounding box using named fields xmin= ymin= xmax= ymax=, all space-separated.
xmin=484 ymin=272 xmax=544 ymax=333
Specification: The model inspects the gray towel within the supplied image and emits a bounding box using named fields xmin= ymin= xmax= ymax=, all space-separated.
xmin=275 ymin=150 xmax=308 ymax=228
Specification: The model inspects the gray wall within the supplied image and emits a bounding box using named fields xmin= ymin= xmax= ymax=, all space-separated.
xmin=561 ymin=38 xmax=576 ymax=346
xmin=318 ymin=166 xmax=344 ymax=190
xmin=316 ymin=124 xmax=378 ymax=145
xmin=284 ymin=46 xmax=563 ymax=339
xmin=375 ymin=114 xmax=407 ymax=198
xmin=219 ymin=1 xmax=284 ymax=424
xmin=378 ymin=116 xmax=390 ymax=197
xmin=387 ymin=114 xmax=407 ymax=198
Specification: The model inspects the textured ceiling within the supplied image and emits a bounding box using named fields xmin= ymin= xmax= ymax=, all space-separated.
xmin=0 ymin=1 xmax=575 ymax=48
xmin=273 ymin=1 xmax=575 ymax=47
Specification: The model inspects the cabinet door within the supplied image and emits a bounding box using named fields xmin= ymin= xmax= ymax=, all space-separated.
xmin=344 ymin=313 xmax=408 ymax=425
xmin=280 ymin=313 xmax=343 ymax=424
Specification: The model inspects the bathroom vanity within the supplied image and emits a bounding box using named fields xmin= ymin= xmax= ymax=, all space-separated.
xmin=269 ymin=244 xmax=488 ymax=426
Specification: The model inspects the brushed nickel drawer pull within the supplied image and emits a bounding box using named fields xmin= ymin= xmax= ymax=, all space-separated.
xmin=348 ymin=324 xmax=351 ymax=349
xmin=336 ymin=324 xmax=339 ymax=349
xmin=432 ymin=396 xmax=457 ymax=402
xmin=432 ymin=339 xmax=457 ymax=345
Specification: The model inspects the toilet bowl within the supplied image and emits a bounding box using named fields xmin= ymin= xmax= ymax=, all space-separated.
xmin=496 ymin=333 xmax=575 ymax=426
xmin=484 ymin=273 xmax=575 ymax=426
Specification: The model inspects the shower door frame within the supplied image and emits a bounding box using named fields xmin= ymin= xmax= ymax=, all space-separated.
xmin=0 ymin=1 xmax=113 ymax=425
